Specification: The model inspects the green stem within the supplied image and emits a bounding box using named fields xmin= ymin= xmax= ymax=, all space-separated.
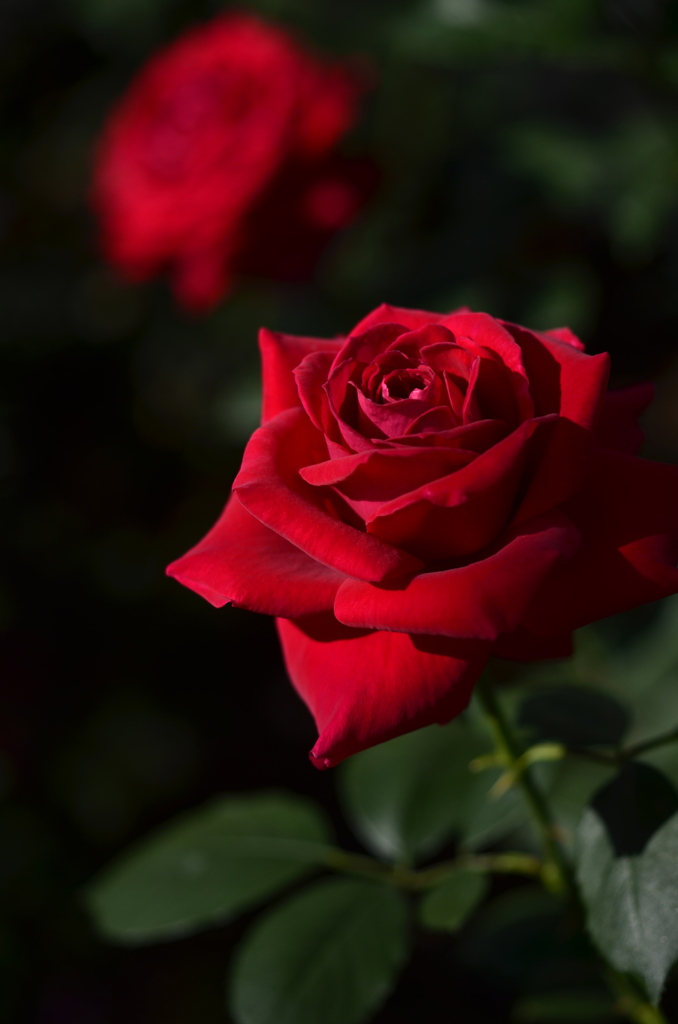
xmin=476 ymin=673 xmax=669 ymax=1024
xmin=323 ymin=848 xmax=402 ymax=885
xmin=414 ymin=851 xmax=542 ymax=890
xmin=624 ymin=726 xmax=678 ymax=760
xmin=323 ymin=847 xmax=543 ymax=890
xmin=475 ymin=674 xmax=573 ymax=896
xmin=565 ymin=725 xmax=678 ymax=768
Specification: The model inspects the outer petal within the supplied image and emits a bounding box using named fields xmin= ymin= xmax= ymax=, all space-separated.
xmin=276 ymin=613 xmax=489 ymax=767
xmin=350 ymin=303 xmax=447 ymax=335
xmin=540 ymin=326 xmax=585 ymax=351
xmin=364 ymin=417 xmax=555 ymax=560
xmin=506 ymin=323 xmax=610 ymax=424
xmin=596 ymin=383 xmax=654 ymax=455
xmin=507 ymin=326 xmax=611 ymax=522
xmin=334 ymin=511 xmax=580 ymax=640
xmin=523 ymin=450 xmax=678 ymax=636
xmin=234 ymin=407 xmax=422 ymax=581
xmin=259 ymin=328 xmax=341 ymax=423
xmin=166 ymin=494 xmax=344 ymax=615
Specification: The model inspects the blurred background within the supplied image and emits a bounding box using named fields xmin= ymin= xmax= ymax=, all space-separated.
xmin=3 ymin=0 xmax=678 ymax=1021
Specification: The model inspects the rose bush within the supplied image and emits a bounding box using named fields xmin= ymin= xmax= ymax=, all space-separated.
xmin=168 ymin=305 xmax=678 ymax=766
xmin=91 ymin=12 xmax=371 ymax=311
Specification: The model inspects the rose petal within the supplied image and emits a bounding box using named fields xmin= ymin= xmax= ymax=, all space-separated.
xmin=301 ymin=446 xmax=475 ymax=493
xmin=463 ymin=352 xmax=527 ymax=429
xmin=383 ymin=323 xmax=456 ymax=354
xmin=419 ymin=340 xmax=475 ymax=379
xmin=259 ymin=328 xmax=341 ymax=423
xmin=299 ymin=445 xmax=475 ymax=499
xmin=365 ymin=417 xmax=555 ymax=559
xmin=504 ymin=323 xmax=609 ymax=424
xmin=276 ymin=613 xmax=488 ymax=767
xmin=540 ymin=325 xmax=585 ymax=351
xmin=350 ymin=303 xmax=448 ymax=335
xmin=234 ymin=407 xmax=422 ymax=581
xmin=354 ymin=387 xmax=455 ymax=439
xmin=317 ymin=449 xmax=479 ymax=525
xmin=403 ymin=405 xmax=460 ymax=435
xmin=523 ymin=450 xmax=678 ymax=636
xmin=596 ymin=382 xmax=655 ymax=455
xmin=328 ymin=322 xmax=410 ymax=376
xmin=294 ymin=350 xmax=336 ymax=433
xmin=507 ymin=327 xmax=611 ymax=522
xmin=334 ymin=511 xmax=580 ymax=640
xmin=166 ymin=494 xmax=344 ymax=615
xmin=443 ymin=311 xmax=528 ymax=379
xmin=388 ymin=418 xmax=507 ymax=452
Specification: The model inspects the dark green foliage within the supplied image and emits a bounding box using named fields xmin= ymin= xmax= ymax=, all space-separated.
xmin=229 ymin=879 xmax=408 ymax=1024
xmin=518 ymin=686 xmax=629 ymax=749
xmin=576 ymin=765 xmax=678 ymax=1003
xmin=418 ymin=870 xmax=488 ymax=932
xmin=339 ymin=717 xmax=525 ymax=863
xmin=590 ymin=761 xmax=678 ymax=857
xmin=87 ymin=792 xmax=331 ymax=943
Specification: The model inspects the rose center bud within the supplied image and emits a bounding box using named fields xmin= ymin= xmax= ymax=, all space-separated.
xmin=380 ymin=367 xmax=433 ymax=403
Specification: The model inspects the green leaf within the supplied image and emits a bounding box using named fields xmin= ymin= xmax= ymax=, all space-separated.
xmin=575 ymin=763 xmax=678 ymax=1003
xmin=87 ymin=791 xmax=331 ymax=944
xmin=229 ymin=878 xmax=408 ymax=1024
xmin=418 ymin=870 xmax=488 ymax=932
xmin=518 ymin=685 xmax=629 ymax=748
xmin=338 ymin=717 xmax=526 ymax=863
xmin=460 ymin=886 xmax=569 ymax=988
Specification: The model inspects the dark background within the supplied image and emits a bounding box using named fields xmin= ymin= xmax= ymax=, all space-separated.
xmin=3 ymin=0 xmax=678 ymax=1020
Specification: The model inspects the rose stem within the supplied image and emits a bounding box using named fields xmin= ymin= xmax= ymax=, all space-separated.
xmin=475 ymin=672 xmax=571 ymax=895
xmin=475 ymin=672 xmax=669 ymax=1024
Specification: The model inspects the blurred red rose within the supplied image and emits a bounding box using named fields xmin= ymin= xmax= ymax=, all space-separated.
xmin=168 ymin=305 xmax=678 ymax=766
xmin=91 ymin=12 xmax=372 ymax=311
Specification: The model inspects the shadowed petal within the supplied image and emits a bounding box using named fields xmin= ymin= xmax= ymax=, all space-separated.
xmin=506 ymin=327 xmax=610 ymax=522
xmin=523 ymin=450 xmax=678 ymax=636
xmin=365 ymin=417 xmax=554 ymax=559
xmin=334 ymin=511 xmax=580 ymax=640
xmin=596 ymin=383 xmax=654 ymax=455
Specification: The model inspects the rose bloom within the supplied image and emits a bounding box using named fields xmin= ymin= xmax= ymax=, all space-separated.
xmin=91 ymin=12 xmax=371 ymax=311
xmin=167 ymin=305 xmax=678 ymax=766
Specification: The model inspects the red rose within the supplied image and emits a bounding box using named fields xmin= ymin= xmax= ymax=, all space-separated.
xmin=91 ymin=12 xmax=370 ymax=311
xmin=167 ymin=305 xmax=678 ymax=766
